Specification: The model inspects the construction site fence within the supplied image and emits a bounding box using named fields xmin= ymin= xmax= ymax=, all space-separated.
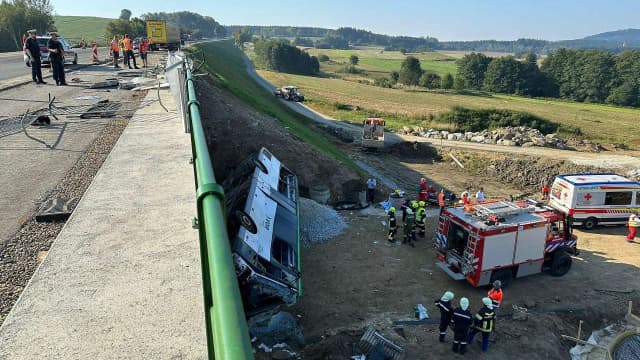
xmin=166 ymin=51 xmax=254 ymax=359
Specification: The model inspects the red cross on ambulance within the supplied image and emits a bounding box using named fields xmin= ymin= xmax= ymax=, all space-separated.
xmin=584 ymin=193 xmax=592 ymax=201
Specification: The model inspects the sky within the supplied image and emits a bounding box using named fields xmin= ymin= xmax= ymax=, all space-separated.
xmin=51 ymin=0 xmax=640 ymax=41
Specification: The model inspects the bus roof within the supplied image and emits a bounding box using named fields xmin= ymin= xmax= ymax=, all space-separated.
xmin=556 ymin=173 xmax=639 ymax=186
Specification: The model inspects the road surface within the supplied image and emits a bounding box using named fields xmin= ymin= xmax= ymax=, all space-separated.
xmin=241 ymin=54 xmax=640 ymax=173
xmin=0 ymin=47 xmax=108 ymax=82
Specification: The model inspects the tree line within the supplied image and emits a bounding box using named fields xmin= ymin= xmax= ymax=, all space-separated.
xmin=454 ymin=50 xmax=640 ymax=107
xmin=254 ymin=39 xmax=319 ymax=75
xmin=0 ymin=0 xmax=55 ymax=51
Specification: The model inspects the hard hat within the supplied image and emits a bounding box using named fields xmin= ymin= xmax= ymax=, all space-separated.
xmin=27 ymin=29 xmax=37 ymax=34
xmin=412 ymin=202 xmax=419 ymax=208
xmin=482 ymin=297 xmax=493 ymax=308
xmin=389 ymin=207 xmax=396 ymax=213
xmin=493 ymin=280 xmax=502 ymax=289
xmin=460 ymin=297 xmax=469 ymax=311
xmin=441 ymin=291 xmax=455 ymax=302
xmin=419 ymin=201 xmax=426 ymax=207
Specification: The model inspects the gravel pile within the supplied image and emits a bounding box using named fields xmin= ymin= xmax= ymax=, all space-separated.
xmin=0 ymin=118 xmax=128 ymax=325
xmin=299 ymin=197 xmax=347 ymax=243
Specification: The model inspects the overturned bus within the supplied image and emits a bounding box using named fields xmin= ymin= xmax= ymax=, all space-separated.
xmin=224 ymin=148 xmax=301 ymax=317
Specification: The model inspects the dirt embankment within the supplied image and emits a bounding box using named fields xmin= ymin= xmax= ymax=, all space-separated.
xmin=196 ymin=75 xmax=365 ymax=203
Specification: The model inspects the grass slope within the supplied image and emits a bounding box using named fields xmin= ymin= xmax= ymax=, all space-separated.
xmin=53 ymin=15 xmax=114 ymax=44
xmin=195 ymin=40 xmax=356 ymax=167
xmin=258 ymin=69 xmax=640 ymax=146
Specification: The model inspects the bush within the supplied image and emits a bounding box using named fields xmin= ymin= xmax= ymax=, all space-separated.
xmin=254 ymin=39 xmax=319 ymax=75
xmin=318 ymin=54 xmax=330 ymax=62
xmin=374 ymin=77 xmax=394 ymax=88
xmin=419 ymin=72 xmax=441 ymax=89
xmin=339 ymin=65 xmax=361 ymax=74
xmin=437 ymin=106 xmax=561 ymax=134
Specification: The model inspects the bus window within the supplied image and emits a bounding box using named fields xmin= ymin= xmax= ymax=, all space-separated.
xmin=604 ymin=191 xmax=632 ymax=206
xmin=636 ymin=192 xmax=640 ymax=205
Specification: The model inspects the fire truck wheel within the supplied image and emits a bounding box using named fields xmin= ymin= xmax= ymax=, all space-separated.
xmin=550 ymin=250 xmax=572 ymax=277
xmin=582 ymin=217 xmax=597 ymax=230
xmin=235 ymin=210 xmax=258 ymax=234
xmin=490 ymin=269 xmax=513 ymax=288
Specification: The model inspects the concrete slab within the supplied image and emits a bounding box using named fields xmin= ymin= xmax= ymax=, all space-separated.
xmin=0 ymin=89 xmax=207 ymax=358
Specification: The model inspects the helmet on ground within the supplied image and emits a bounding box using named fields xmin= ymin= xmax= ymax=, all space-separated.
xmin=493 ymin=280 xmax=502 ymax=289
xmin=482 ymin=297 xmax=493 ymax=308
xmin=419 ymin=201 xmax=426 ymax=207
xmin=441 ymin=291 xmax=455 ymax=302
xmin=460 ymin=297 xmax=469 ymax=311
xmin=389 ymin=207 xmax=396 ymax=213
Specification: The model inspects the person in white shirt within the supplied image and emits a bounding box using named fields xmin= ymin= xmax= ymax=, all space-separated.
xmin=366 ymin=178 xmax=377 ymax=203
xmin=476 ymin=187 xmax=485 ymax=202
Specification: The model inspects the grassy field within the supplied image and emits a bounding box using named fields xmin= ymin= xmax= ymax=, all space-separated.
xmin=303 ymin=47 xmax=458 ymax=77
xmin=53 ymin=16 xmax=113 ymax=45
xmin=258 ymin=69 xmax=640 ymax=146
xmin=195 ymin=40 xmax=356 ymax=167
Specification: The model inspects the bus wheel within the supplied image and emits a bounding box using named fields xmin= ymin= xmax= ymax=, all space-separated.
xmin=550 ymin=250 xmax=572 ymax=277
xmin=490 ymin=269 xmax=513 ymax=288
xmin=582 ymin=217 xmax=597 ymax=230
xmin=235 ymin=210 xmax=257 ymax=234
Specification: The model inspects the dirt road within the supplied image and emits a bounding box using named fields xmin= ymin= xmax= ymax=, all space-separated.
xmin=243 ymin=54 xmax=640 ymax=174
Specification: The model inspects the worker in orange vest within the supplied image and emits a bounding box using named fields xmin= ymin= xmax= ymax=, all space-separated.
xmin=542 ymin=184 xmax=551 ymax=201
xmin=487 ymin=280 xmax=503 ymax=313
xmin=121 ymin=34 xmax=139 ymax=69
xmin=110 ymin=35 xmax=120 ymax=68
xmin=438 ymin=189 xmax=446 ymax=212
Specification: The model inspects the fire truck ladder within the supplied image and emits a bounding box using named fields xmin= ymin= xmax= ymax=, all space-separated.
xmin=473 ymin=201 xmax=527 ymax=219
xmin=465 ymin=235 xmax=479 ymax=262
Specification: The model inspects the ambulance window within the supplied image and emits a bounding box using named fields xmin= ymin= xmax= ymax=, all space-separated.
xmin=635 ymin=192 xmax=640 ymax=205
xmin=604 ymin=191 xmax=632 ymax=206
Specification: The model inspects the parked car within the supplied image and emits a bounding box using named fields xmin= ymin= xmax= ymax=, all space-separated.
xmin=23 ymin=35 xmax=78 ymax=67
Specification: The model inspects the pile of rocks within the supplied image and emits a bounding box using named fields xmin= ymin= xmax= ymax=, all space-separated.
xmin=299 ymin=197 xmax=347 ymax=242
xmin=398 ymin=126 xmax=569 ymax=149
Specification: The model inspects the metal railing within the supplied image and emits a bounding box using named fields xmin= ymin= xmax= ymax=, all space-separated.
xmin=179 ymin=57 xmax=254 ymax=359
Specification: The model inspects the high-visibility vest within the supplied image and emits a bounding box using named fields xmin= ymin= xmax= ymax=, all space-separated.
xmin=438 ymin=193 xmax=445 ymax=207
xmin=488 ymin=288 xmax=503 ymax=306
xmin=629 ymin=215 xmax=640 ymax=227
xmin=122 ymin=38 xmax=133 ymax=51
xmin=111 ymin=40 xmax=119 ymax=52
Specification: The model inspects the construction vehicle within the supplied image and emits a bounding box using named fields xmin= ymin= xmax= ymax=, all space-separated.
xmin=224 ymin=148 xmax=301 ymax=316
xmin=435 ymin=200 xmax=577 ymax=288
xmin=145 ymin=20 xmax=181 ymax=51
xmin=549 ymin=173 xmax=640 ymax=230
xmin=273 ymin=85 xmax=304 ymax=102
xmin=362 ymin=117 xmax=385 ymax=149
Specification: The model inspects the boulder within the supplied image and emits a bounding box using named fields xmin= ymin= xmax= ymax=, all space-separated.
xmin=471 ymin=135 xmax=486 ymax=143
xmin=502 ymin=140 xmax=515 ymax=146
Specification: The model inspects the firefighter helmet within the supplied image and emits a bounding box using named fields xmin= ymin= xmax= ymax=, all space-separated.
xmin=412 ymin=201 xmax=419 ymax=208
xmin=441 ymin=291 xmax=455 ymax=301
xmin=389 ymin=207 xmax=396 ymax=213
xmin=460 ymin=297 xmax=469 ymax=311
xmin=419 ymin=201 xmax=426 ymax=207
xmin=482 ymin=297 xmax=492 ymax=307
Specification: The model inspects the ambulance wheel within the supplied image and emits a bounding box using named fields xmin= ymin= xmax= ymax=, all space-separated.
xmin=235 ymin=210 xmax=257 ymax=234
xmin=550 ymin=250 xmax=572 ymax=277
xmin=582 ymin=217 xmax=597 ymax=230
xmin=490 ymin=269 xmax=513 ymax=288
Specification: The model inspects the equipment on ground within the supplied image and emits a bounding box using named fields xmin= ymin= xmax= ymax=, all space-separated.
xmin=362 ymin=117 xmax=385 ymax=149
xmin=146 ymin=20 xmax=181 ymax=51
xmin=549 ymin=173 xmax=640 ymax=230
xmin=273 ymin=85 xmax=305 ymax=102
xmin=435 ymin=200 xmax=577 ymax=287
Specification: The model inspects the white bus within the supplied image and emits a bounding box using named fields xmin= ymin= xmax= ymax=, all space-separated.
xmin=549 ymin=173 xmax=640 ymax=229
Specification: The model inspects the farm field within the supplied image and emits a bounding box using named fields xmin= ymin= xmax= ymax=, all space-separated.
xmin=258 ymin=68 xmax=640 ymax=146
xmin=303 ymin=46 xmax=458 ymax=77
xmin=53 ymin=15 xmax=114 ymax=45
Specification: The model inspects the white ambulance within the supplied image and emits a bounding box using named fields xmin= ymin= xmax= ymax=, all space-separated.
xmin=549 ymin=173 xmax=640 ymax=229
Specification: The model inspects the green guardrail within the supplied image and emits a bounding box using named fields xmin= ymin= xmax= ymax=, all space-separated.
xmin=186 ymin=68 xmax=254 ymax=359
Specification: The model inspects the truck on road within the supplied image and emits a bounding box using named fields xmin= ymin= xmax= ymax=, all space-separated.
xmin=145 ymin=20 xmax=181 ymax=51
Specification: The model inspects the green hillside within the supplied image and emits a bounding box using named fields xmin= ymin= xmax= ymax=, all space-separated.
xmin=53 ymin=15 xmax=114 ymax=45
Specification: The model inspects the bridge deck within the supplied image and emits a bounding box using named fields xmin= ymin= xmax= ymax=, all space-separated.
xmin=0 ymin=90 xmax=207 ymax=358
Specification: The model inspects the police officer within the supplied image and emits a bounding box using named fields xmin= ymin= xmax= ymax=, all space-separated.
xmin=47 ymin=32 xmax=67 ymax=86
xmin=387 ymin=207 xmax=397 ymax=242
xmin=434 ymin=291 xmax=454 ymax=342
xmin=467 ymin=297 xmax=496 ymax=351
xmin=452 ymin=297 xmax=472 ymax=354
xmin=416 ymin=200 xmax=426 ymax=238
xmin=403 ymin=208 xmax=416 ymax=247
xmin=24 ymin=29 xmax=45 ymax=84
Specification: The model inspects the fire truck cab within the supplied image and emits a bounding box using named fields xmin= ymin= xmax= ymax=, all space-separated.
xmin=435 ymin=200 xmax=577 ymax=287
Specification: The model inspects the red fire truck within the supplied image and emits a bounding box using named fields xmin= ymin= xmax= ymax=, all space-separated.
xmin=435 ymin=200 xmax=577 ymax=287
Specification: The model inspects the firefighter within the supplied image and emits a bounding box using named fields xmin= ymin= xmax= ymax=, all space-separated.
xmin=403 ymin=208 xmax=416 ymax=247
xmin=488 ymin=280 xmax=503 ymax=313
xmin=416 ymin=200 xmax=426 ymax=238
xmin=411 ymin=201 xmax=421 ymax=240
xmin=451 ymin=297 xmax=472 ymax=354
xmin=434 ymin=291 xmax=454 ymax=342
xmin=626 ymin=210 xmax=639 ymax=243
xmin=387 ymin=207 xmax=397 ymax=242
xmin=467 ymin=297 xmax=496 ymax=351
